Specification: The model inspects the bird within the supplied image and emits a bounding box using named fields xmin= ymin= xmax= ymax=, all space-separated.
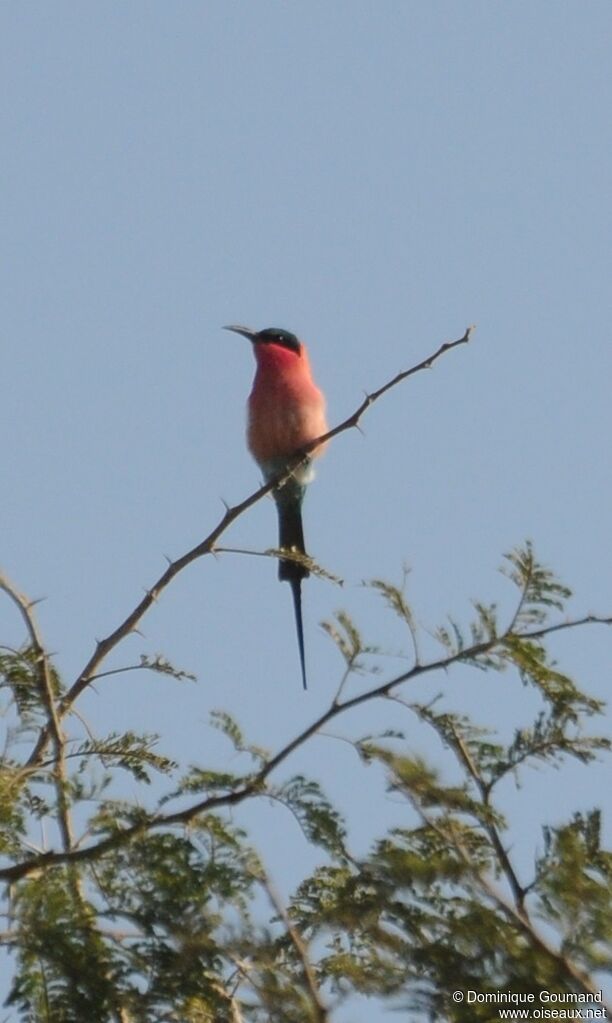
xmin=225 ymin=325 xmax=328 ymax=689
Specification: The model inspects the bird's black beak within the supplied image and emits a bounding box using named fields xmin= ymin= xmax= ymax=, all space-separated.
xmin=223 ymin=325 xmax=258 ymax=342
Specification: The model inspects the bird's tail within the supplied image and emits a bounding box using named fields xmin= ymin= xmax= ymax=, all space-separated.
xmin=275 ymin=481 xmax=309 ymax=689
xmin=289 ymin=577 xmax=307 ymax=691
xmin=274 ymin=483 xmax=309 ymax=583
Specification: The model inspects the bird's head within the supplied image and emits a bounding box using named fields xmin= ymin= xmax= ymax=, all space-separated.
xmin=224 ymin=325 xmax=302 ymax=356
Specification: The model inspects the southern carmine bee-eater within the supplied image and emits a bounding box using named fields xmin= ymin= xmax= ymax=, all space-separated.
xmin=225 ymin=325 xmax=328 ymax=690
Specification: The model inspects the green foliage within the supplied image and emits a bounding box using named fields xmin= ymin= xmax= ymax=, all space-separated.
xmin=272 ymin=775 xmax=348 ymax=859
xmin=210 ymin=709 xmax=270 ymax=766
xmin=320 ymin=610 xmax=382 ymax=676
xmin=0 ymin=762 xmax=26 ymax=855
xmin=90 ymin=821 xmax=254 ymax=1020
xmin=502 ymin=541 xmax=572 ymax=626
xmin=7 ymin=869 xmax=119 ymax=1022
xmin=0 ymin=646 xmax=62 ymax=727
xmin=73 ymin=731 xmax=177 ymax=784
xmin=0 ymin=544 xmax=610 ymax=1021
xmin=137 ymin=653 xmax=197 ymax=683
xmin=536 ymin=810 xmax=612 ymax=969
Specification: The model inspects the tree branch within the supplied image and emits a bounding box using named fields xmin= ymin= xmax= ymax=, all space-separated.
xmin=0 ymin=572 xmax=74 ymax=854
xmin=445 ymin=722 xmax=527 ymax=913
xmin=411 ymin=797 xmax=610 ymax=1011
xmin=258 ymin=871 xmax=329 ymax=1023
xmin=1 ymin=608 xmax=609 ymax=885
xmin=24 ymin=326 xmax=473 ymax=767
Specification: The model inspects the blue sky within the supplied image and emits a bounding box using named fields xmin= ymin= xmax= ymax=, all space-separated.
xmin=1 ymin=2 xmax=611 ymax=1016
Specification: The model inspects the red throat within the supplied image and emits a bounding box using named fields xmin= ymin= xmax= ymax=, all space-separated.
xmin=253 ymin=340 xmax=304 ymax=373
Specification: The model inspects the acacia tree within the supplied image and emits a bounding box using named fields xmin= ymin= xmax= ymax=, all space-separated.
xmin=1 ymin=330 xmax=611 ymax=1022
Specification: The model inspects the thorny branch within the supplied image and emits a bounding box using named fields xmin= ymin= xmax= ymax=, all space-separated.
xmin=21 ymin=326 xmax=473 ymax=768
xmin=0 ymin=573 xmax=73 ymax=855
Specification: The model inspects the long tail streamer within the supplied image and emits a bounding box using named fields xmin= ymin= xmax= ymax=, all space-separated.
xmin=288 ymin=577 xmax=307 ymax=690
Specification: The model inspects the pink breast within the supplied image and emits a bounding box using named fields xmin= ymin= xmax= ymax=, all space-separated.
xmin=247 ymin=353 xmax=327 ymax=466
